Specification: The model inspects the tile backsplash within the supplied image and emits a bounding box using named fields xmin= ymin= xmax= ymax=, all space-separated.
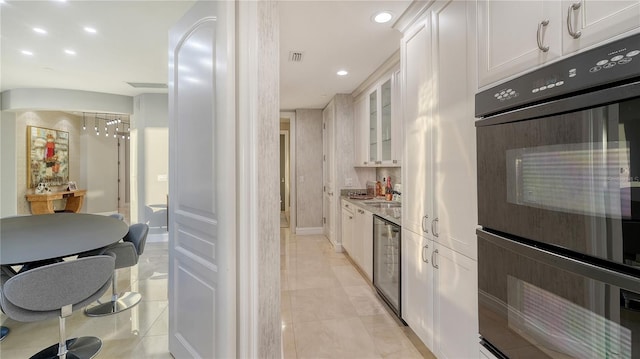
xmin=376 ymin=167 xmax=401 ymax=186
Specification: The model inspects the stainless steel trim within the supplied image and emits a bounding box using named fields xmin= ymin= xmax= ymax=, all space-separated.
xmin=432 ymin=249 xmax=439 ymax=269
xmin=537 ymin=20 xmax=550 ymax=52
xmin=476 ymin=81 xmax=640 ymax=127
xmin=567 ymin=2 xmax=582 ymax=39
xmin=477 ymin=229 xmax=640 ymax=292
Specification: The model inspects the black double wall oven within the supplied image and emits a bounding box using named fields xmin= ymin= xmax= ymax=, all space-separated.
xmin=476 ymin=33 xmax=640 ymax=359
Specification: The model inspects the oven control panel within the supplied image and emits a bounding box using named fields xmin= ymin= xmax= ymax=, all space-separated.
xmin=476 ymin=33 xmax=640 ymax=118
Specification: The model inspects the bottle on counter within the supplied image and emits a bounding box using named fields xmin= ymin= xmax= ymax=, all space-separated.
xmin=386 ymin=177 xmax=393 ymax=201
xmin=376 ymin=180 xmax=382 ymax=197
xmin=381 ymin=177 xmax=386 ymax=196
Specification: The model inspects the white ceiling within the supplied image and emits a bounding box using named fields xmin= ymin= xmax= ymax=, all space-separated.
xmin=1 ymin=0 xmax=410 ymax=111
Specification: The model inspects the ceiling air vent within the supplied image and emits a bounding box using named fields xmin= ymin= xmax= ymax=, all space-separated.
xmin=288 ymin=51 xmax=304 ymax=62
xmin=126 ymin=82 xmax=168 ymax=89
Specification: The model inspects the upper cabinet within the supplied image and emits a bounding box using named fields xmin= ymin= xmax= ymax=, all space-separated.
xmin=477 ymin=0 xmax=562 ymax=88
xmin=561 ymin=0 xmax=640 ymax=55
xmin=355 ymin=67 xmax=402 ymax=167
xmin=478 ymin=0 xmax=640 ymax=88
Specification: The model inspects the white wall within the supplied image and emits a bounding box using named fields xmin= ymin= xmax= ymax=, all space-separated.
xmin=0 ymin=110 xmax=17 ymax=217
xmin=1 ymin=88 xmax=133 ymax=215
xmin=132 ymin=93 xmax=168 ymax=229
xmin=80 ymin=121 xmax=119 ymax=214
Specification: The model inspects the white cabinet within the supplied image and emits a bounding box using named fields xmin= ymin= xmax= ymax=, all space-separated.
xmin=353 ymin=96 xmax=368 ymax=166
xmin=355 ymin=67 xmax=402 ymax=167
xmin=343 ymin=202 xmax=374 ymax=281
xmin=401 ymin=229 xmax=434 ymax=349
xmin=431 ymin=242 xmax=478 ymax=359
xmin=478 ymin=0 xmax=640 ymax=88
xmin=431 ymin=0 xmax=478 ymax=260
xmin=477 ymin=0 xmax=561 ymax=88
xmin=561 ymin=0 xmax=640 ymax=55
xmin=355 ymin=207 xmax=373 ymax=280
xmin=401 ymin=18 xmax=433 ymax=238
xmin=341 ymin=200 xmax=354 ymax=254
xmin=402 ymin=0 xmax=478 ymax=260
xmin=401 ymin=0 xmax=479 ymax=356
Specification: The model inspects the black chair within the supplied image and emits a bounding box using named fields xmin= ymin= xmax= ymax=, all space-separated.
xmin=0 ymin=255 xmax=115 ymax=359
xmin=84 ymin=223 xmax=149 ymax=317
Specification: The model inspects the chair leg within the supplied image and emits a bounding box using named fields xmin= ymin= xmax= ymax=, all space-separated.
xmin=84 ymin=269 xmax=142 ymax=317
xmin=30 ymin=305 xmax=103 ymax=359
xmin=0 ymin=326 xmax=9 ymax=341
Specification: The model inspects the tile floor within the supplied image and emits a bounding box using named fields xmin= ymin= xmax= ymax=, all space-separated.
xmin=0 ymin=223 xmax=433 ymax=358
xmin=281 ymin=228 xmax=435 ymax=359
xmin=0 ymin=242 xmax=170 ymax=359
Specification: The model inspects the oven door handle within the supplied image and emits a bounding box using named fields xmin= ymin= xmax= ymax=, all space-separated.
xmin=477 ymin=228 xmax=640 ymax=292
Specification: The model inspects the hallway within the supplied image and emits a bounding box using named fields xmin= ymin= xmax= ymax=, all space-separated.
xmin=281 ymin=228 xmax=433 ymax=358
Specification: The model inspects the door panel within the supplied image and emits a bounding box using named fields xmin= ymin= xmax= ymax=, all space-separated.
xmin=168 ymin=1 xmax=235 ymax=358
xmin=401 ymin=20 xmax=433 ymax=238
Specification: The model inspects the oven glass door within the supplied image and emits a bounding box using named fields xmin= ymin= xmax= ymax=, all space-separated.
xmin=479 ymin=230 xmax=640 ymax=359
xmin=477 ymin=96 xmax=640 ymax=267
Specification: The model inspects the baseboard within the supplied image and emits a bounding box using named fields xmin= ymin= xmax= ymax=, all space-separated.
xmin=295 ymin=227 xmax=323 ymax=235
xmin=147 ymin=232 xmax=169 ymax=243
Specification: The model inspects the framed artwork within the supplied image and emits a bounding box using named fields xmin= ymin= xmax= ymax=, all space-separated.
xmin=27 ymin=126 xmax=69 ymax=188
xmin=67 ymin=181 xmax=78 ymax=191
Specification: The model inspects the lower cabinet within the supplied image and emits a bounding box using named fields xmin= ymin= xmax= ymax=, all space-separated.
xmin=432 ymin=242 xmax=478 ymax=359
xmin=341 ymin=200 xmax=374 ymax=281
xmin=402 ymin=228 xmax=434 ymax=348
xmin=402 ymin=228 xmax=478 ymax=358
xmin=354 ymin=207 xmax=373 ymax=280
xmin=341 ymin=202 xmax=354 ymax=254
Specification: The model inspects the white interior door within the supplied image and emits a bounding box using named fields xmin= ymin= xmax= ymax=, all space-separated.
xmin=168 ymin=1 xmax=235 ymax=358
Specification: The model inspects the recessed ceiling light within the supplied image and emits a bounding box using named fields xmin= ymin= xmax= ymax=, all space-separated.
xmin=373 ymin=11 xmax=394 ymax=24
xmin=337 ymin=70 xmax=348 ymax=76
xmin=33 ymin=27 xmax=47 ymax=34
xmin=64 ymin=49 xmax=76 ymax=55
xmin=84 ymin=27 xmax=97 ymax=34
xmin=21 ymin=50 xmax=34 ymax=56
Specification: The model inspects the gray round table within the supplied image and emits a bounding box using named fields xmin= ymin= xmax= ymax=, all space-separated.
xmin=0 ymin=213 xmax=128 ymax=265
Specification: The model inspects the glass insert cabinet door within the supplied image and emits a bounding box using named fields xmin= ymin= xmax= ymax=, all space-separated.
xmin=369 ymin=78 xmax=393 ymax=162
xmin=369 ymin=90 xmax=378 ymax=162
xmin=381 ymin=78 xmax=392 ymax=161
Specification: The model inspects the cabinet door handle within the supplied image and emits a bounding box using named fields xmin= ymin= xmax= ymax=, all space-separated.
xmin=536 ymin=20 xmax=550 ymax=52
xmin=567 ymin=2 xmax=582 ymax=39
xmin=349 ymin=216 xmax=353 ymax=220
xmin=432 ymin=249 xmax=439 ymax=269
xmin=431 ymin=218 xmax=439 ymax=238
xmin=421 ymin=215 xmax=429 ymax=233
xmin=422 ymin=244 xmax=429 ymax=263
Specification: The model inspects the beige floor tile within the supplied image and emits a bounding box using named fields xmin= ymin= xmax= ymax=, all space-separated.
xmin=294 ymin=317 xmax=381 ymax=359
xmin=332 ymin=265 xmax=369 ymax=287
xmin=344 ymin=285 xmax=387 ymax=316
xmin=290 ymin=287 xmax=359 ymax=323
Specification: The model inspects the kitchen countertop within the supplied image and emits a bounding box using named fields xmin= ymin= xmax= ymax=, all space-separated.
xmin=341 ymin=196 xmax=402 ymax=226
